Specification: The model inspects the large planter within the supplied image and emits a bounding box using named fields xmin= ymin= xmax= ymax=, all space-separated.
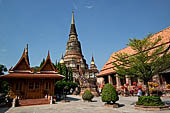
xmin=134 ymin=104 xmax=169 ymax=111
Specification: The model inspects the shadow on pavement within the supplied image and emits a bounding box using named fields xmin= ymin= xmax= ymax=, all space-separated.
xmin=164 ymin=100 xmax=170 ymax=106
xmin=0 ymin=107 xmax=10 ymax=113
xmin=66 ymin=97 xmax=81 ymax=101
xmin=91 ymin=100 xmax=97 ymax=102
xmin=119 ymin=104 xmax=125 ymax=108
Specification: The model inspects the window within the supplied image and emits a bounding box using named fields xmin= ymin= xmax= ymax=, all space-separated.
xmin=16 ymin=83 xmax=19 ymax=90
xmin=29 ymin=82 xmax=40 ymax=89
xmin=16 ymin=83 xmax=22 ymax=90
xmin=29 ymin=82 xmax=34 ymax=89
xmin=35 ymin=82 xmax=40 ymax=88
xmin=45 ymin=82 xmax=50 ymax=89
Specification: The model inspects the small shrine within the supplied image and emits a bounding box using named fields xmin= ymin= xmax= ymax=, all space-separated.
xmin=0 ymin=45 xmax=64 ymax=99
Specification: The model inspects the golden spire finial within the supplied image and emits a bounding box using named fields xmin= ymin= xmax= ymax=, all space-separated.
xmin=72 ymin=11 xmax=75 ymax=24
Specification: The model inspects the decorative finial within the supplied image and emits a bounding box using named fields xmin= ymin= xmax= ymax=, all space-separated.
xmin=60 ymin=54 xmax=64 ymax=64
xmin=72 ymin=11 xmax=75 ymax=24
xmin=91 ymin=54 xmax=95 ymax=65
xmin=25 ymin=44 xmax=28 ymax=54
xmin=48 ymin=50 xmax=50 ymax=57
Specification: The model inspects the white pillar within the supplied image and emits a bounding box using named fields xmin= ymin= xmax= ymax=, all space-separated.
xmin=108 ymin=75 xmax=113 ymax=84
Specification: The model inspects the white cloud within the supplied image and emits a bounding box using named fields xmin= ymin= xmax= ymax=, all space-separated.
xmin=85 ymin=5 xmax=93 ymax=9
xmin=72 ymin=0 xmax=96 ymax=10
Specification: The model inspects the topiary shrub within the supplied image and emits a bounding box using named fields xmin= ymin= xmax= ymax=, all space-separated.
xmin=82 ymin=90 xmax=94 ymax=101
xmin=101 ymin=84 xmax=119 ymax=104
xmin=136 ymin=96 xmax=164 ymax=106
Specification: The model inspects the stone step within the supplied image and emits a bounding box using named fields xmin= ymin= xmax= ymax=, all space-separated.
xmin=19 ymin=98 xmax=50 ymax=106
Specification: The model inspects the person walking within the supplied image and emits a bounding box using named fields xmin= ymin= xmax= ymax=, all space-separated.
xmin=137 ymin=88 xmax=142 ymax=97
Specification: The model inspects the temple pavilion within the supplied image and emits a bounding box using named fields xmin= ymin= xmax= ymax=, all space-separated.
xmin=97 ymin=27 xmax=170 ymax=90
xmin=0 ymin=45 xmax=64 ymax=99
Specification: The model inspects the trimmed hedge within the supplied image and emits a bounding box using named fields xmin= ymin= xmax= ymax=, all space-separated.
xmin=101 ymin=84 xmax=119 ymax=104
xmin=136 ymin=96 xmax=164 ymax=106
xmin=82 ymin=90 xmax=94 ymax=101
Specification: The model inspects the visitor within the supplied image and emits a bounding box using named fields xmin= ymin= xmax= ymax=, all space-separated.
xmin=137 ymin=88 xmax=142 ymax=97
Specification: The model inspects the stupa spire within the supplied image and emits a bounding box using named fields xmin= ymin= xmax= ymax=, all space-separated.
xmin=71 ymin=11 xmax=75 ymax=24
xmin=69 ymin=11 xmax=77 ymax=36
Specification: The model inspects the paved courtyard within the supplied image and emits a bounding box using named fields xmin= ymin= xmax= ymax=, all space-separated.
xmin=1 ymin=95 xmax=170 ymax=113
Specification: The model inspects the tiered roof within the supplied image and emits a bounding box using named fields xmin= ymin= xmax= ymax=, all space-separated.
xmin=97 ymin=27 xmax=170 ymax=77
xmin=1 ymin=47 xmax=64 ymax=79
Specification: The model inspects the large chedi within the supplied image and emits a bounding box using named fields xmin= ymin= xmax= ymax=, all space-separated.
xmin=60 ymin=12 xmax=98 ymax=80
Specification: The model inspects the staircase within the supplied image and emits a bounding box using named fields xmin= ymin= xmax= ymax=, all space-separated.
xmin=19 ymin=98 xmax=50 ymax=106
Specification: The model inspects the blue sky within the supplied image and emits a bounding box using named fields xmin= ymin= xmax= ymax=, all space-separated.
xmin=0 ymin=0 xmax=170 ymax=71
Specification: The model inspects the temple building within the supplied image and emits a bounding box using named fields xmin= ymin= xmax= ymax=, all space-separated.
xmin=0 ymin=46 xmax=64 ymax=99
xmin=97 ymin=27 xmax=170 ymax=90
xmin=60 ymin=12 xmax=99 ymax=80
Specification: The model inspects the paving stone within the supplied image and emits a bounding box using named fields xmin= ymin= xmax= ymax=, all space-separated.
xmin=2 ymin=95 xmax=170 ymax=113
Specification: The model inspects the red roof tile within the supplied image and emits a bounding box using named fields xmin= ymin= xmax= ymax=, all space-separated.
xmin=97 ymin=27 xmax=170 ymax=77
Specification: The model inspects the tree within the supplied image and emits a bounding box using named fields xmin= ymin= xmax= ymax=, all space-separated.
xmin=32 ymin=66 xmax=40 ymax=73
xmin=40 ymin=58 xmax=45 ymax=68
xmin=0 ymin=64 xmax=7 ymax=75
xmin=112 ymin=34 xmax=170 ymax=96
xmin=68 ymin=67 xmax=73 ymax=81
xmin=62 ymin=64 xmax=69 ymax=81
xmin=56 ymin=63 xmax=73 ymax=82
xmin=101 ymin=84 xmax=119 ymax=104
xmin=0 ymin=64 xmax=9 ymax=94
xmin=56 ymin=63 xmax=62 ymax=75
xmin=82 ymin=90 xmax=94 ymax=101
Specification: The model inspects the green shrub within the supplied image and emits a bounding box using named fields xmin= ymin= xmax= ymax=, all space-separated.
xmin=136 ymin=96 xmax=164 ymax=106
xmin=101 ymin=84 xmax=119 ymax=104
xmin=55 ymin=81 xmax=78 ymax=93
xmin=82 ymin=90 xmax=94 ymax=101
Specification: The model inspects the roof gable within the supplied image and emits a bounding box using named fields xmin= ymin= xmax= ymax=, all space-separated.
xmin=39 ymin=51 xmax=57 ymax=73
xmin=11 ymin=49 xmax=32 ymax=72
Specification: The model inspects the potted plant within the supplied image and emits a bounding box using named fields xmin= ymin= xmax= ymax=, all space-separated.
xmin=101 ymin=84 xmax=119 ymax=108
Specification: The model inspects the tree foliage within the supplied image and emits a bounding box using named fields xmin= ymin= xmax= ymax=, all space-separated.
xmin=56 ymin=63 xmax=73 ymax=82
xmin=101 ymin=84 xmax=119 ymax=104
xmin=55 ymin=81 xmax=78 ymax=93
xmin=82 ymin=90 xmax=94 ymax=101
xmin=112 ymin=34 xmax=170 ymax=95
xmin=136 ymin=96 xmax=164 ymax=106
xmin=0 ymin=64 xmax=9 ymax=94
xmin=0 ymin=64 xmax=7 ymax=75
xmin=40 ymin=58 xmax=45 ymax=68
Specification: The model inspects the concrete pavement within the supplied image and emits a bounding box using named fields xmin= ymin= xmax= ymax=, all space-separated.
xmin=3 ymin=95 xmax=170 ymax=113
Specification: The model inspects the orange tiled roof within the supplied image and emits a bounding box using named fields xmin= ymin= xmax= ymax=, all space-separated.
xmin=97 ymin=27 xmax=170 ymax=77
